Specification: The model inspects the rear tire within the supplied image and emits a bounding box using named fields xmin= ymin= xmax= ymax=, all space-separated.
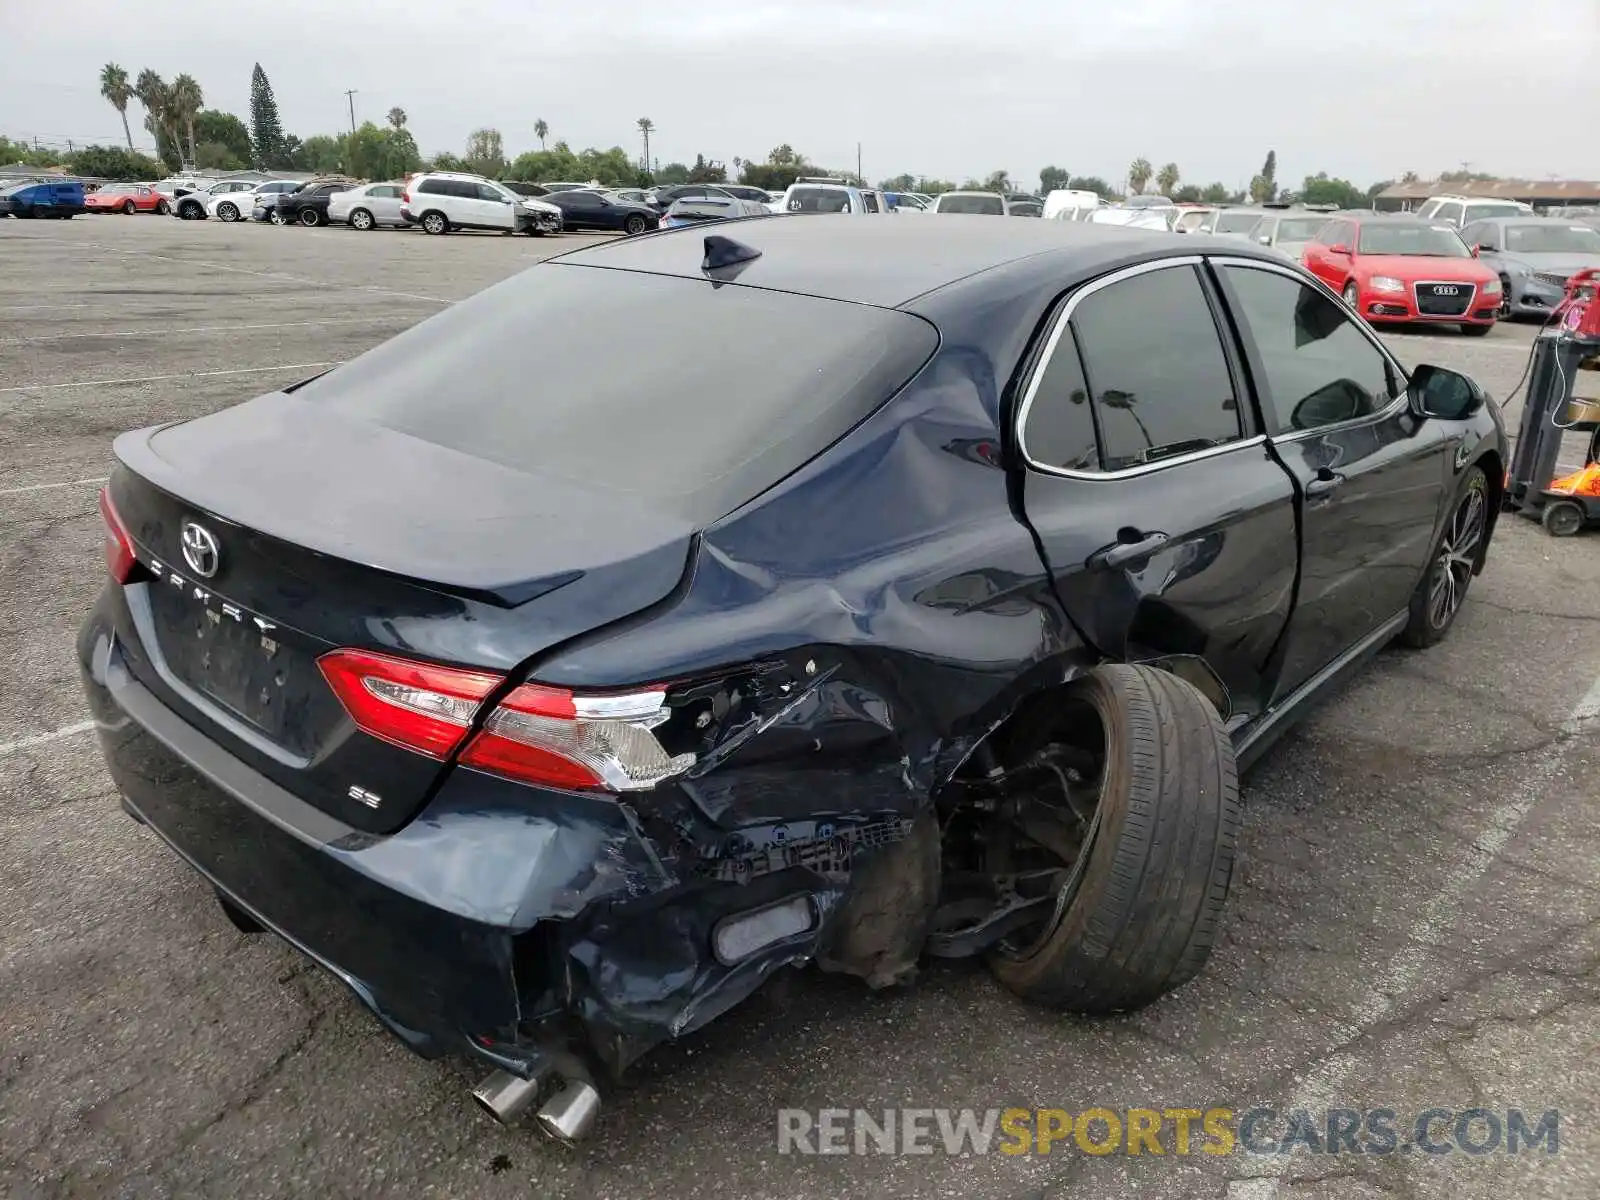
xmin=421 ymin=211 xmax=449 ymax=235
xmin=985 ymin=664 xmax=1239 ymax=1012
xmin=299 ymin=208 xmax=322 ymax=227
xmin=1400 ymin=465 xmax=1488 ymax=648
xmin=623 ymin=214 xmax=648 ymax=236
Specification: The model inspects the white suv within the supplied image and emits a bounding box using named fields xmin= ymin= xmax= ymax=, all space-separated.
xmin=400 ymin=172 xmax=562 ymax=235
xmin=210 ymin=180 xmax=298 ymax=222
xmin=1416 ymin=194 xmax=1534 ymax=228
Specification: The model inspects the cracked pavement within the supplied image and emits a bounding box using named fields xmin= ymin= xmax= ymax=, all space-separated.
xmin=1 ymin=219 xmax=1596 ymax=1199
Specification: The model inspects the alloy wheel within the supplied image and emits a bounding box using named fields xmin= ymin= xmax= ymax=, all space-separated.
xmin=352 ymin=210 xmax=373 ymax=231
xmin=1428 ymin=486 xmax=1486 ymax=628
xmin=218 ymin=203 xmax=237 ymax=222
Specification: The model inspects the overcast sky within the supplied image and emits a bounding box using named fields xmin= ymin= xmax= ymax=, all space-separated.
xmin=4 ymin=0 xmax=1597 ymax=188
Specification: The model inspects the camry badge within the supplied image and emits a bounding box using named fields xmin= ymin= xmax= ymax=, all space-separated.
xmin=180 ymin=521 xmax=220 ymax=579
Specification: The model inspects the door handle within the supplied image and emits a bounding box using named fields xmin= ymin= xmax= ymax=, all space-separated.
xmin=1305 ymin=469 xmax=1345 ymax=498
xmin=1088 ymin=531 xmax=1170 ymax=570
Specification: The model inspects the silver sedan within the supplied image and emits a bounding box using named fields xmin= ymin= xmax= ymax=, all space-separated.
xmin=328 ymin=182 xmax=409 ymax=230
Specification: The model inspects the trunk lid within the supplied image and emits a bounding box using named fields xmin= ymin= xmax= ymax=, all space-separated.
xmin=108 ymin=396 xmax=694 ymax=834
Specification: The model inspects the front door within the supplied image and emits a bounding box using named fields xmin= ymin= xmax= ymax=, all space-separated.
xmin=1016 ymin=258 xmax=1300 ymax=720
xmin=1211 ymin=258 xmax=1451 ymax=699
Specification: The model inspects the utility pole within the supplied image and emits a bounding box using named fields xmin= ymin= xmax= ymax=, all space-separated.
xmin=344 ymin=90 xmax=358 ymax=135
xmin=856 ymin=142 xmax=862 ymax=185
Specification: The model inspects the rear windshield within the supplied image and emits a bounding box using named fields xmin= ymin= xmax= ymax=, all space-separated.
xmin=785 ymin=186 xmax=853 ymax=213
xmin=1503 ymin=223 xmax=1600 ymax=253
xmin=937 ymin=194 xmax=1004 ymax=215
xmin=1276 ymin=217 xmax=1326 ymax=242
xmin=294 ymin=266 xmax=938 ymax=523
xmin=1214 ymin=211 xmax=1260 ymax=233
xmin=1358 ymin=223 xmax=1470 ymax=257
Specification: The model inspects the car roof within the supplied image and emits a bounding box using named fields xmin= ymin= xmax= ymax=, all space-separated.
xmin=552 ymin=214 xmax=1247 ymax=307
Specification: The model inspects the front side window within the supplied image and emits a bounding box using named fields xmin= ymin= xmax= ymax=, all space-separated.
xmin=1065 ymin=266 xmax=1243 ymax=471
xmin=1222 ymin=265 xmax=1395 ymax=433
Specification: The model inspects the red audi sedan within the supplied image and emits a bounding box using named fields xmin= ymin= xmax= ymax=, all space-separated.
xmin=1302 ymin=214 xmax=1500 ymax=335
xmin=84 ymin=183 xmax=170 ymax=215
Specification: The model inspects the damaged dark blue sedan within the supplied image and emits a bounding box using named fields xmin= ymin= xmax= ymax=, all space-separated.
xmin=80 ymin=216 xmax=1506 ymax=1141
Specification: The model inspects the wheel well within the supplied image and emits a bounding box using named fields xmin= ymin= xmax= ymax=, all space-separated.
xmin=1475 ymin=448 xmax=1504 ymax=569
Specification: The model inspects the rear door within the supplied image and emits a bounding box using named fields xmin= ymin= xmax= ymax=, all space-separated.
xmin=368 ymin=184 xmax=403 ymax=224
xmin=1211 ymin=257 xmax=1450 ymax=699
xmin=1016 ymin=257 xmax=1300 ymax=720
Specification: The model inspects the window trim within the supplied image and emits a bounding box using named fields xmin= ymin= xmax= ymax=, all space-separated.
xmin=1016 ymin=255 xmax=1266 ymax=480
xmin=1207 ymin=255 xmax=1411 ymax=443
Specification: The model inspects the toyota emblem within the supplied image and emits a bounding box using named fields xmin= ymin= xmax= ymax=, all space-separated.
xmin=180 ymin=521 xmax=221 ymax=578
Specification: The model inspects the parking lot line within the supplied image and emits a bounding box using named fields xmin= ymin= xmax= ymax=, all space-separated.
xmin=0 ymin=318 xmax=393 ymax=346
xmin=0 ymin=720 xmax=95 ymax=757
xmin=1228 ymin=667 xmax=1600 ymax=1197
xmin=0 ymin=361 xmax=341 ymax=394
xmin=0 ymin=476 xmax=107 ymax=497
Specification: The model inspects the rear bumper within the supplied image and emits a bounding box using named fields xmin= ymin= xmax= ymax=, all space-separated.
xmin=78 ymin=593 xmax=846 ymax=1078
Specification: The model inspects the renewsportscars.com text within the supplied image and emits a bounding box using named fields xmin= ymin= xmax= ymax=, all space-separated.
xmin=777 ymin=1107 xmax=1560 ymax=1157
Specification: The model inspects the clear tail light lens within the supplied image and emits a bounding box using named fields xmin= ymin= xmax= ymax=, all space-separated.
xmin=98 ymin=487 xmax=136 ymax=583
xmin=460 ymin=684 xmax=696 ymax=792
xmin=317 ymin=649 xmax=695 ymax=790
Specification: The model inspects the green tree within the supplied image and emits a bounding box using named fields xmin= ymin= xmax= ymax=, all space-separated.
xmin=296 ymin=134 xmax=346 ymax=173
xmin=387 ymin=107 xmax=407 ymax=131
xmin=534 ymin=118 xmax=548 ymax=150
xmin=1366 ymin=179 xmax=1394 ymax=201
xmin=1156 ymin=161 xmax=1180 ymax=196
xmin=429 ymin=150 xmax=469 ymax=172
xmin=0 ymin=137 xmax=64 ymax=168
xmin=880 ymin=172 xmax=918 ymax=192
xmin=1172 ymin=184 xmax=1202 ymax=203
xmin=343 ymin=122 xmax=419 ymax=180
xmin=1298 ymin=172 xmax=1366 ymax=209
xmin=579 ymin=146 xmax=638 ymax=185
xmin=193 ymin=111 xmax=252 ymax=167
xmin=464 ymin=128 xmax=505 ymax=176
xmin=687 ymin=153 xmax=725 ymax=183
xmin=656 ymin=160 xmax=690 ymax=184
xmin=67 ymin=145 xmax=163 ymax=180
xmin=135 ymin=70 xmax=181 ymax=171
xmin=170 ymin=74 xmax=203 ymax=165
xmin=636 ymin=117 xmax=654 ymax=173
xmin=1127 ymin=156 xmax=1153 ymax=194
xmin=99 ymin=64 xmax=135 ymax=151
xmin=1069 ymin=175 xmax=1117 ymax=199
xmin=1039 ymin=165 xmax=1070 ymax=193
xmin=979 ymin=169 xmax=1012 ymax=193
xmin=1400 ymin=169 xmax=1420 ymax=184
xmin=1200 ymin=181 xmax=1233 ymax=204
xmin=1250 ymin=149 xmax=1278 ymax=203
xmin=249 ymin=64 xmax=287 ymax=168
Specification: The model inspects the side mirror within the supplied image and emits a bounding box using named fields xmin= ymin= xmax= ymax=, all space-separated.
xmin=1408 ymin=364 xmax=1485 ymax=421
xmin=1470 ymin=244 xmax=1481 ymax=257
xmin=1258 ymin=233 xmax=1272 ymax=245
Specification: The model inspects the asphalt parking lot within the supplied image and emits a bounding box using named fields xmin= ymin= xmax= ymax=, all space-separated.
xmin=2 ymin=217 xmax=1597 ymax=1200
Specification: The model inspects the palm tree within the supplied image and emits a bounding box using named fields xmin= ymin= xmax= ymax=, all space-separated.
xmin=1156 ymin=162 xmax=1179 ymax=196
xmin=637 ymin=117 xmax=654 ymax=173
xmin=1128 ymin=157 xmax=1153 ymax=195
xmin=534 ymin=118 xmax=548 ymax=150
xmin=135 ymin=70 xmax=177 ymax=165
xmin=387 ymin=107 xmax=407 ymax=131
xmin=170 ymin=74 xmax=204 ymax=166
xmin=100 ymin=64 xmax=134 ymax=151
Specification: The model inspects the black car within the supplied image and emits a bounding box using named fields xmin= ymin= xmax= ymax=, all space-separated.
xmin=542 ymin=189 xmax=659 ymax=234
xmin=81 ymin=218 xmax=1505 ymax=1142
xmin=272 ymin=180 xmax=357 ymax=227
xmin=649 ymin=183 xmax=733 ymax=210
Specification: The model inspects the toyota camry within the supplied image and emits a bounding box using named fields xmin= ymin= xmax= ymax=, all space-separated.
xmin=80 ymin=217 xmax=1506 ymax=1141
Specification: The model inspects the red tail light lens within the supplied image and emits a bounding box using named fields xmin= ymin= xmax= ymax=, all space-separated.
xmin=98 ymin=487 xmax=136 ymax=583
xmin=317 ymin=649 xmax=502 ymax=759
xmin=401 ymin=190 xmax=410 ymax=204
xmin=317 ymin=649 xmax=697 ymax=791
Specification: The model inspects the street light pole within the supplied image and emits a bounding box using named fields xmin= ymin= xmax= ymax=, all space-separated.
xmin=344 ymin=90 xmax=358 ymax=135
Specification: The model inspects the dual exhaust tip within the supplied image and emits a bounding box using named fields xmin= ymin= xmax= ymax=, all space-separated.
xmin=471 ymin=1069 xmax=601 ymax=1144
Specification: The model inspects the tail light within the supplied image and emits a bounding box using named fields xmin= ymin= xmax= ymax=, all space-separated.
xmin=401 ymin=190 xmax=410 ymax=205
xmin=98 ymin=487 xmax=136 ymax=583
xmin=317 ymin=649 xmax=694 ymax=791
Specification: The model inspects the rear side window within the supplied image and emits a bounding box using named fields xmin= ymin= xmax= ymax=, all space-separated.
xmin=418 ymin=179 xmax=446 ymax=195
xmin=1023 ymin=265 xmax=1242 ymax=473
xmin=294 ymin=266 xmax=939 ymax=522
xmin=863 ymin=192 xmax=880 ymax=213
xmin=1069 ymin=266 xmax=1241 ymax=471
